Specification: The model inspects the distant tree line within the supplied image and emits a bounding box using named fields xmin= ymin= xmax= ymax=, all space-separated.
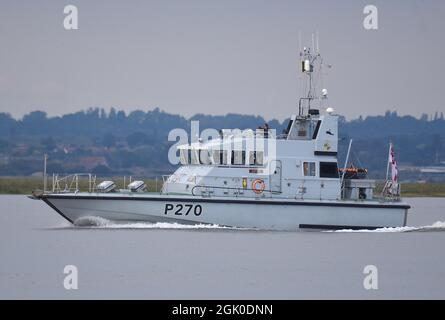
xmin=0 ymin=108 xmax=444 ymax=177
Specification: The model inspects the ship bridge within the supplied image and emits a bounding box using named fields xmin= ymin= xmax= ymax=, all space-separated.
xmin=163 ymin=111 xmax=341 ymax=200
xmin=162 ymin=43 xmax=350 ymax=201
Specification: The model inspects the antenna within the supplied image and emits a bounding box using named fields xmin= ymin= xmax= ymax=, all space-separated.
xmin=311 ymin=33 xmax=315 ymax=52
xmin=298 ymin=30 xmax=302 ymax=54
xmin=297 ymin=32 xmax=326 ymax=116
xmin=43 ymin=153 xmax=47 ymax=193
xmin=316 ymin=31 xmax=320 ymax=53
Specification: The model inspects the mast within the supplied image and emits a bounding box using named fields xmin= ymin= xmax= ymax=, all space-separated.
xmin=43 ymin=153 xmax=47 ymax=193
xmin=298 ymin=33 xmax=324 ymax=116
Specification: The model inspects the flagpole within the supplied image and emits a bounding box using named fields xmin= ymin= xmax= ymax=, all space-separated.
xmin=385 ymin=142 xmax=391 ymax=181
xmin=43 ymin=153 xmax=47 ymax=193
xmin=341 ymin=139 xmax=353 ymax=183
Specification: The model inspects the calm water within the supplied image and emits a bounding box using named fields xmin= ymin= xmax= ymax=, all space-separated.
xmin=0 ymin=195 xmax=444 ymax=299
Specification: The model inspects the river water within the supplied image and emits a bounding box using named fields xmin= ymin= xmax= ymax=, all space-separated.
xmin=0 ymin=195 xmax=444 ymax=299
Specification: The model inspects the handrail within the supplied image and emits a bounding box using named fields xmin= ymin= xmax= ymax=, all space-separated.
xmin=381 ymin=180 xmax=401 ymax=201
xmin=191 ymin=184 xmax=282 ymax=197
xmin=276 ymin=134 xmax=288 ymax=140
xmin=51 ymin=173 xmax=96 ymax=193
xmin=50 ymin=173 xmax=167 ymax=194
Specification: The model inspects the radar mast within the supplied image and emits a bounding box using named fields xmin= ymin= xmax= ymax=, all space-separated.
xmin=298 ymin=33 xmax=327 ymax=117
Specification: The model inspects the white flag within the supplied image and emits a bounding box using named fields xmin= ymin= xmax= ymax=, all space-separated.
xmin=389 ymin=143 xmax=398 ymax=182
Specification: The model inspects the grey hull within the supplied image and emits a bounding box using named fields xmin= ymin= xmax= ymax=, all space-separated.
xmin=40 ymin=193 xmax=410 ymax=230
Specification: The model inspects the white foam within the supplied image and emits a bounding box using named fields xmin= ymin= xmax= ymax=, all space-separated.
xmin=73 ymin=216 xmax=235 ymax=230
xmin=330 ymin=221 xmax=445 ymax=233
xmin=72 ymin=217 xmax=445 ymax=233
xmin=73 ymin=216 xmax=110 ymax=227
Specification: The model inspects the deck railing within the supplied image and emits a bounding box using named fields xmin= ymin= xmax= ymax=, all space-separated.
xmin=49 ymin=173 xmax=164 ymax=194
xmin=381 ymin=180 xmax=401 ymax=201
xmin=51 ymin=173 xmax=97 ymax=193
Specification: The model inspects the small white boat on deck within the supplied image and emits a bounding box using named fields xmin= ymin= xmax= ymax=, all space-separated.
xmin=31 ymin=45 xmax=410 ymax=230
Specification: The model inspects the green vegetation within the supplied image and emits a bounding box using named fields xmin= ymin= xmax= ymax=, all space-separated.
xmin=0 ymin=177 xmax=44 ymax=194
xmin=374 ymin=182 xmax=445 ymax=197
xmin=0 ymin=177 xmax=164 ymax=195
xmin=398 ymin=183 xmax=445 ymax=197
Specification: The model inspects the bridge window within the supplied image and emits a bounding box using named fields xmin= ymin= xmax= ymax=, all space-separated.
xmin=199 ymin=149 xmax=212 ymax=165
xmin=320 ymin=162 xmax=339 ymax=178
xmin=190 ymin=149 xmax=199 ymax=164
xmin=179 ymin=149 xmax=188 ymax=165
xmin=212 ymin=150 xmax=229 ymax=165
xmin=213 ymin=150 xmax=222 ymax=165
xmin=296 ymin=120 xmax=309 ymax=138
xmin=303 ymin=161 xmax=316 ymax=176
xmin=256 ymin=151 xmax=264 ymax=165
xmin=249 ymin=151 xmax=264 ymax=166
xmin=249 ymin=151 xmax=255 ymax=166
xmin=231 ymin=150 xmax=246 ymax=165
xmin=222 ymin=150 xmax=229 ymax=165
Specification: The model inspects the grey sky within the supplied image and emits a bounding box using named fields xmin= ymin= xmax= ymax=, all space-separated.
xmin=0 ymin=0 xmax=444 ymax=121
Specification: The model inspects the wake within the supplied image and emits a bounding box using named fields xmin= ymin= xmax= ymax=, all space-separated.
xmin=68 ymin=217 xmax=445 ymax=232
xmin=72 ymin=216 xmax=235 ymax=230
xmin=330 ymin=221 xmax=445 ymax=233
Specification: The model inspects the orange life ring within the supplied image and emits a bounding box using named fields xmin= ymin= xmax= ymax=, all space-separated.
xmin=252 ymin=179 xmax=265 ymax=194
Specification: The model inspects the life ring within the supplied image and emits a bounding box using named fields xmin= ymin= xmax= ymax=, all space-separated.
xmin=252 ymin=179 xmax=265 ymax=194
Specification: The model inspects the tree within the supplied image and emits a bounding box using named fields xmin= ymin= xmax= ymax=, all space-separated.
xmin=0 ymin=138 xmax=10 ymax=151
xmin=102 ymin=133 xmax=116 ymax=148
xmin=128 ymin=110 xmax=145 ymax=123
xmin=109 ymin=108 xmax=117 ymax=121
xmin=117 ymin=110 xmax=126 ymax=122
xmin=41 ymin=136 xmax=56 ymax=152
xmin=22 ymin=110 xmax=47 ymax=122
xmin=100 ymin=108 xmax=107 ymax=119
xmin=0 ymin=112 xmax=16 ymax=135
xmin=92 ymin=164 xmax=111 ymax=175
xmin=126 ymin=132 xmax=149 ymax=148
xmin=86 ymin=107 xmax=100 ymax=118
xmin=22 ymin=111 xmax=48 ymax=133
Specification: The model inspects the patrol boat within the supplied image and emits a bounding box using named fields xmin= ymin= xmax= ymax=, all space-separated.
xmin=32 ymin=46 xmax=410 ymax=230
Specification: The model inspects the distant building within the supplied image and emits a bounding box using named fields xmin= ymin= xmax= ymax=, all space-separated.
xmin=400 ymin=165 xmax=445 ymax=182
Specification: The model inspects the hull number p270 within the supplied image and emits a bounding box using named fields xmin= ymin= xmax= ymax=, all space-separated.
xmin=164 ymin=204 xmax=202 ymax=216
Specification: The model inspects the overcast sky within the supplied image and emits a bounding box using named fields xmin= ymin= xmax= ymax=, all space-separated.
xmin=0 ymin=0 xmax=444 ymax=121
